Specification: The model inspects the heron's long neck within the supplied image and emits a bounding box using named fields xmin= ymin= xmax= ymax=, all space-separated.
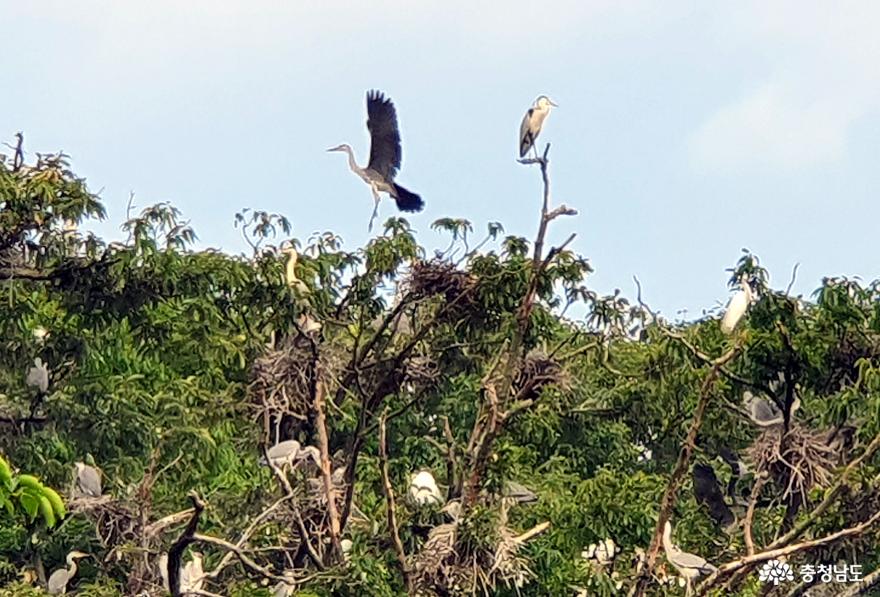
xmin=285 ymin=251 xmax=299 ymax=284
xmin=67 ymin=559 xmax=78 ymax=578
xmin=662 ymin=525 xmax=674 ymax=555
xmin=343 ymin=146 xmax=361 ymax=173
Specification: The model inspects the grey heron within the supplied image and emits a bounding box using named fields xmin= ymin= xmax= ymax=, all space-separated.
xmin=26 ymin=357 xmax=49 ymax=393
xmin=662 ymin=521 xmax=716 ymax=596
xmin=692 ymin=463 xmax=734 ymax=527
xmin=519 ymin=95 xmax=557 ymax=159
xmin=742 ymin=391 xmax=800 ymax=427
xmin=720 ymin=275 xmax=754 ymax=334
xmin=408 ymin=470 xmax=443 ymax=507
xmin=73 ymin=461 xmax=102 ymax=498
xmin=502 ymin=480 xmax=538 ymax=505
xmin=328 ymin=90 xmax=423 ymax=230
xmin=262 ymin=440 xmax=303 ymax=469
xmin=279 ymin=242 xmax=309 ymax=297
xmin=47 ymin=551 xmax=89 ymax=594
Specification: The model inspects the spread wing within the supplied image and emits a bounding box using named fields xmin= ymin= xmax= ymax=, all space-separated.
xmin=366 ymin=90 xmax=402 ymax=180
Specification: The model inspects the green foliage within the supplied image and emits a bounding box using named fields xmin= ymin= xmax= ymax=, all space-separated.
xmin=2 ymin=139 xmax=880 ymax=596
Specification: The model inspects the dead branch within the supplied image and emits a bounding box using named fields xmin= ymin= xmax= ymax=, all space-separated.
xmin=378 ymin=411 xmax=411 ymax=592
xmin=744 ymin=472 xmax=769 ymax=555
xmin=313 ymin=363 xmax=342 ymax=561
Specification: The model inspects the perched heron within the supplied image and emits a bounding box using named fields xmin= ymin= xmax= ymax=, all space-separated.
xmin=742 ymin=391 xmax=800 ymax=427
xmin=280 ymin=242 xmax=309 ymax=297
xmin=502 ymin=480 xmax=538 ymax=505
xmin=328 ymin=90 xmax=424 ymax=229
xmin=662 ymin=521 xmax=716 ymax=596
xmin=720 ymin=276 xmax=754 ymax=334
xmin=692 ymin=463 xmax=734 ymax=527
xmin=273 ymin=570 xmax=297 ymax=597
xmin=262 ymin=440 xmax=303 ymax=469
xmin=47 ymin=551 xmax=89 ymax=594
xmin=73 ymin=461 xmax=102 ymax=498
xmin=26 ymin=357 xmax=49 ymax=393
xmin=519 ymin=95 xmax=558 ymax=159
xmin=408 ymin=470 xmax=443 ymax=507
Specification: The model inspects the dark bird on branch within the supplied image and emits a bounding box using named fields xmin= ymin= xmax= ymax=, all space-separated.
xmin=692 ymin=462 xmax=734 ymax=527
xmin=328 ymin=90 xmax=423 ymax=229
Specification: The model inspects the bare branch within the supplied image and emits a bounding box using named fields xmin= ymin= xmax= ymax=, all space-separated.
xmin=378 ymin=411 xmax=411 ymax=592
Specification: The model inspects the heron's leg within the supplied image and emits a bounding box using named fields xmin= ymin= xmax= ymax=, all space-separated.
xmin=368 ymin=184 xmax=381 ymax=232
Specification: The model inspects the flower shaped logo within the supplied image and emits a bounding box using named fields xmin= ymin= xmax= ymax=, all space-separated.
xmin=759 ymin=560 xmax=794 ymax=585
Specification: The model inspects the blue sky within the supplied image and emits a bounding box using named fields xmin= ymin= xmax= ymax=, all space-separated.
xmin=3 ymin=1 xmax=879 ymax=318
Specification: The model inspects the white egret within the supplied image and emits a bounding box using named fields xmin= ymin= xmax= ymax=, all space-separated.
xmin=407 ymin=470 xmax=443 ymax=507
xmin=519 ymin=95 xmax=558 ymax=159
xmin=47 ymin=551 xmax=89 ymax=594
xmin=280 ymin=242 xmax=309 ymax=297
xmin=662 ymin=521 xmax=716 ymax=596
xmin=158 ymin=551 xmax=204 ymax=595
xmin=26 ymin=357 xmax=49 ymax=393
xmin=720 ymin=276 xmax=754 ymax=334
xmin=328 ymin=90 xmax=424 ymax=230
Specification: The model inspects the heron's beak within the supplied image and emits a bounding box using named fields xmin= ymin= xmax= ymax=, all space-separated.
xmin=549 ymin=100 xmax=559 ymax=107
xmin=327 ymin=146 xmax=341 ymax=152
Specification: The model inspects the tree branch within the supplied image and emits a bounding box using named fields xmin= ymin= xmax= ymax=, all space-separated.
xmin=378 ymin=411 xmax=411 ymax=592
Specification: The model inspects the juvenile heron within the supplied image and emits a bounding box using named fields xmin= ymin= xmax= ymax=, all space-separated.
xmin=408 ymin=470 xmax=443 ymax=507
xmin=328 ymin=90 xmax=424 ymax=229
xmin=720 ymin=275 xmax=754 ymax=334
xmin=662 ymin=521 xmax=716 ymax=596
xmin=47 ymin=551 xmax=89 ymax=594
xmin=519 ymin=95 xmax=558 ymax=159
xmin=73 ymin=461 xmax=102 ymax=498
xmin=262 ymin=440 xmax=302 ymax=469
xmin=692 ymin=463 xmax=734 ymax=527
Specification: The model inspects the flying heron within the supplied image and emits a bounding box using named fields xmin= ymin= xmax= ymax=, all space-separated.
xmin=519 ymin=95 xmax=558 ymax=159
xmin=408 ymin=470 xmax=443 ymax=507
xmin=662 ymin=521 xmax=717 ymax=596
xmin=47 ymin=551 xmax=89 ymax=594
xmin=720 ymin=275 xmax=754 ymax=334
xmin=73 ymin=461 xmax=102 ymax=498
xmin=692 ymin=463 xmax=734 ymax=528
xmin=328 ymin=90 xmax=424 ymax=230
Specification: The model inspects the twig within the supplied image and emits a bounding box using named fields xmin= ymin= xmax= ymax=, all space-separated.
xmin=838 ymin=567 xmax=880 ymax=596
xmin=192 ymin=533 xmax=288 ymax=582
xmin=744 ymin=472 xmax=769 ymax=555
xmin=513 ymin=521 xmax=550 ymax=544
xmin=378 ymin=411 xmax=411 ymax=592
xmin=785 ymin=263 xmax=800 ymax=296
xmin=312 ymin=364 xmax=342 ymax=561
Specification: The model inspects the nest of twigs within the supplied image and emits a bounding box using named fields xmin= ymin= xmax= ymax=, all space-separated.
xmin=407 ymin=260 xmax=477 ymax=308
xmin=69 ymin=496 xmax=140 ymax=551
xmin=512 ymin=351 xmax=570 ymax=402
xmin=747 ymin=424 xmax=838 ymax=502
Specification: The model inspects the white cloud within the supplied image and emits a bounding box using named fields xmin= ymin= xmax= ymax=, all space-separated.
xmin=688 ymin=2 xmax=880 ymax=171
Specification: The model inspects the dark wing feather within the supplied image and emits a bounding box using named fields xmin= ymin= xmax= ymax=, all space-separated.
xmin=366 ymin=90 xmax=402 ymax=180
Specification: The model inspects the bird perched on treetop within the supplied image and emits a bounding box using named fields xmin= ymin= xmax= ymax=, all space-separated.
xmin=328 ymin=90 xmax=423 ymax=230
xmin=519 ymin=95 xmax=558 ymax=159
xmin=720 ymin=275 xmax=755 ymax=334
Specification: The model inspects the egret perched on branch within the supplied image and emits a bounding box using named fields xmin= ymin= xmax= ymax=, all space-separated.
xmin=662 ymin=521 xmax=716 ymax=596
xmin=720 ymin=275 xmax=754 ymax=334
xmin=47 ymin=551 xmax=89 ymax=594
xmin=26 ymin=357 xmax=49 ymax=393
xmin=519 ymin=95 xmax=558 ymax=159
xmin=328 ymin=90 xmax=423 ymax=229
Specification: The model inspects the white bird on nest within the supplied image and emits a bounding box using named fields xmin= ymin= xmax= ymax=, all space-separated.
xmin=408 ymin=470 xmax=444 ymax=507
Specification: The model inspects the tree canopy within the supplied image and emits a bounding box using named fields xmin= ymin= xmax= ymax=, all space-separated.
xmin=1 ymin=136 xmax=879 ymax=596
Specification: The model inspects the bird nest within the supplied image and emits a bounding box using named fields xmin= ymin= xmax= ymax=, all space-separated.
xmin=248 ymin=335 xmax=344 ymax=427
xmin=747 ymin=424 xmax=838 ymax=502
xmin=411 ymin=506 xmax=534 ymax=596
xmin=68 ymin=496 xmax=141 ymax=552
xmin=512 ymin=351 xmax=570 ymax=402
xmin=406 ymin=260 xmax=477 ymax=309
